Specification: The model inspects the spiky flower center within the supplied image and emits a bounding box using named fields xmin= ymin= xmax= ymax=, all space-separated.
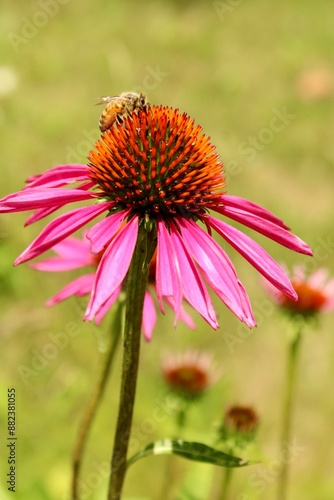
xmin=163 ymin=365 xmax=210 ymax=395
xmin=87 ymin=106 xmax=225 ymax=219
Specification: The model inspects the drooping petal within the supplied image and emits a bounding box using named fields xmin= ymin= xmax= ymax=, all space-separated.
xmin=95 ymin=286 xmax=122 ymax=325
xmin=30 ymin=236 xmax=91 ymax=271
xmin=164 ymin=296 xmax=196 ymax=330
xmin=85 ymin=216 xmax=139 ymax=321
xmin=218 ymin=195 xmax=290 ymax=229
xmin=156 ymin=218 xmax=182 ymax=318
xmin=178 ymin=218 xmax=255 ymax=327
xmin=49 ymin=236 xmax=91 ymax=258
xmin=216 ymin=200 xmax=312 ymax=256
xmin=30 ymin=256 xmax=90 ymax=272
xmin=87 ymin=209 xmax=130 ymax=254
xmin=237 ymin=280 xmax=257 ymax=326
xmin=0 ymin=187 xmax=95 ymax=212
xmin=24 ymin=205 xmax=63 ymax=226
xmin=168 ymin=222 xmax=219 ymax=329
xmin=46 ymin=274 xmax=95 ymax=306
xmin=207 ymin=215 xmax=298 ymax=300
xmin=25 ymin=164 xmax=90 ymax=189
xmin=14 ymin=202 xmax=111 ymax=265
xmin=142 ymin=290 xmax=157 ymax=341
xmin=24 ymin=183 xmax=96 ymax=226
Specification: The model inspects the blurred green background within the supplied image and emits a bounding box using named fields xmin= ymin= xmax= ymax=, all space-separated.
xmin=1 ymin=0 xmax=334 ymax=498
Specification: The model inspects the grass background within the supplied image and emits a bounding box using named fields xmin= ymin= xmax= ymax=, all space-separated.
xmin=0 ymin=0 xmax=334 ymax=498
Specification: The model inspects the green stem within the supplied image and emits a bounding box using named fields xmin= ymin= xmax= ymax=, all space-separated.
xmin=220 ymin=467 xmax=233 ymax=500
xmin=277 ymin=325 xmax=303 ymax=500
xmin=160 ymin=402 xmax=190 ymax=500
xmin=72 ymin=301 xmax=124 ymax=500
xmin=108 ymin=221 xmax=156 ymax=500
xmin=176 ymin=403 xmax=189 ymax=434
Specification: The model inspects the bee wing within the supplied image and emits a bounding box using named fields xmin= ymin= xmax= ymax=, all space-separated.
xmin=95 ymin=96 xmax=118 ymax=106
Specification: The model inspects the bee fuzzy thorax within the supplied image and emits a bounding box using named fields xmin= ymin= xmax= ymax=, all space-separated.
xmin=97 ymin=91 xmax=149 ymax=132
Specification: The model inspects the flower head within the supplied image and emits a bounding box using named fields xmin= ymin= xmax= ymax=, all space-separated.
xmin=31 ymin=234 xmax=195 ymax=340
xmin=217 ymin=405 xmax=259 ymax=449
xmin=263 ymin=265 xmax=334 ymax=317
xmin=223 ymin=405 xmax=259 ymax=434
xmin=88 ymin=106 xmax=224 ymax=218
xmin=0 ymin=104 xmax=312 ymax=328
xmin=162 ymin=350 xmax=220 ymax=398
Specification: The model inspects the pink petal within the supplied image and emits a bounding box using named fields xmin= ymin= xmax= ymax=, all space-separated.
xmin=156 ymin=219 xmax=182 ymax=318
xmin=142 ymin=290 xmax=157 ymax=341
xmin=261 ymin=276 xmax=284 ymax=304
xmin=50 ymin=236 xmax=91 ymax=259
xmin=87 ymin=209 xmax=130 ymax=254
xmin=217 ymin=201 xmax=312 ymax=256
xmin=308 ymin=268 xmax=328 ymax=288
xmin=24 ymin=205 xmax=63 ymax=226
xmin=291 ymin=264 xmax=306 ymax=283
xmin=14 ymin=202 xmax=110 ymax=265
xmin=46 ymin=274 xmax=94 ymax=306
xmin=322 ymin=300 xmax=334 ymax=313
xmin=168 ymin=221 xmax=219 ymax=329
xmin=24 ymin=183 xmax=96 ymax=226
xmin=164 ymin=296 xmax=196 ymax=329
xmin=30 ymin=232 xmax=92 ymax=267
xmin=218 ymin=195 xmax=290 ymax=229
xmin=0 ymin=187 xmax=95 ymax=212
xmin=207 ymin=215 xmax=298 ymax=300
xmin=178 ymin=218 xmax=255 ymax=327
xmin=85 ymin=216 xmax=139 ymax=320
xmin=25 ymin=164 xmax=89 ymax=188
xmin=323 ymin=278 xmax=334 ymax=297
xmin=95 ymin=286 xmax=122 ymax=325
xmin=30 ymin=255 xmax=90 ymax=272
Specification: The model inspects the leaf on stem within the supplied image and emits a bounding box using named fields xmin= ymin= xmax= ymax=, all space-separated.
xmin=127 ymin=439 xmax=256 ymax=468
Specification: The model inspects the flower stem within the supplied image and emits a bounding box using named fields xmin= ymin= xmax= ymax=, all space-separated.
xmin=176 ymin=403 xmax=189 ymax=433
xmin=277 ymin=324 xmax=303 ymax=500
xmin=220 ymin=467 xmax=233 ymax=500
xmin=72 ymin=300 xmax=124 ymax=500
xmin=160 ymin=401 xmax=190 ymax=499
xmin=108 ymin=221 xmax=156 ymax=500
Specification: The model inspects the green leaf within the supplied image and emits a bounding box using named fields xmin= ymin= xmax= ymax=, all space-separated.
xmin=127 ymin=439 xmax=254 ymax=469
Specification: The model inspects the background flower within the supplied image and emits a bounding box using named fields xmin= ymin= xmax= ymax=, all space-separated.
xmin=222 ymin=405 xmax=259 ymax=435
xmin=162 ymin=349 xmax=221 ymax=399
xmin=262 ymin=265 xmax=334 ymax=317
xmin=217 ymin=405 xmax=260 ymax=453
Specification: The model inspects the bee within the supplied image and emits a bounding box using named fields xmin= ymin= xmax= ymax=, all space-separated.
xmin=96 ymin=91 xmax=149 ymax=132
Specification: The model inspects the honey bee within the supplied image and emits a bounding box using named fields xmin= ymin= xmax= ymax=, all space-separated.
xmin=96 ymin=91 xmax=149 ymax=132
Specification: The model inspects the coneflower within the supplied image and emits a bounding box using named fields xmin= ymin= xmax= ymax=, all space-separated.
xmin=263 ymin=264 xmax=334 ymax=317
xmin=0 ymin=105 xmax=312 ymax=327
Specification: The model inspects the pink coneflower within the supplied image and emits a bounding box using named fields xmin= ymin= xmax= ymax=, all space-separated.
xmin=30 ymin=234 xmax=195 ymax=340
xmin=263 ymin=265 xmax=334 ymax=316
xmin=162 ymin=350 xmax=220 ymax=397
xmin=0 ymin=105 xmax=312 ymax=328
